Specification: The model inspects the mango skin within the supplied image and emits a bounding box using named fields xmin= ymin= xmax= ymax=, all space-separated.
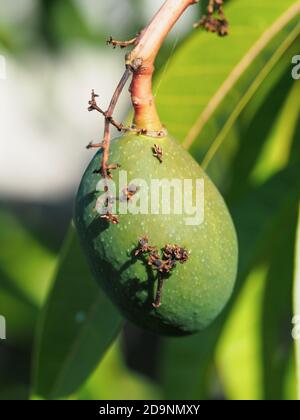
xmin=75 ymin=133 xmax=238 ymax=336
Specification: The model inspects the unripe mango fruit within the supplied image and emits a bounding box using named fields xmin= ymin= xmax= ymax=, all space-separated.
xmin=75 ymin=133 xmax=238 ymax=336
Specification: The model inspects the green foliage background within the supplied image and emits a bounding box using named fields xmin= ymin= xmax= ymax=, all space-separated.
xmin=1 ymin=0 xmax=300 ymax=400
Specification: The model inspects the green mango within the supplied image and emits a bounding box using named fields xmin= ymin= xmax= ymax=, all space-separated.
xmin=75 ymin=133 xmax=238 ymax=336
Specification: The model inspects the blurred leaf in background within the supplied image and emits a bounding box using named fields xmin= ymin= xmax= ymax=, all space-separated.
xmin=78 ymin=339 xmax=161 ymax=400
xmin=38 ymin=0 xmax=102 ymax=50
xmin=161 ymin=164 xmax=300 ymax=400
xmin=216 ymin=266 xmax=267 ymax=400
xmin=158 ymin=0 xmax=300 ymax=401
xmin=294 ymin=206 xmax=300 ymax=399
xmin=217 ymin=205 xmax=299 ymax=400
xmin=1 ymin=0 xmax=300 ymax=401
xmin=0 ymin=210 xmax=56 ymax=399
xmin=33 ymin=226 xmax=122 ymax=399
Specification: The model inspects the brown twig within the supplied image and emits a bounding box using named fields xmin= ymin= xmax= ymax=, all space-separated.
xmin=87 ymin=87 xmax=167 ymax=149
xmin=101 ymin=67 xmax=131 ymax=179
xmin=152 ymin=274 xmax=164 ymax=308
xmin=87 ymin=69 xmax=130 ymax=223
xmin=107 ymin=36 xmax=138 ymax=49
xmin=86 ymin=141 xmax=104 ymax=150
xmin=88 ymin=92 xmax=128 ymax=135
xmin=88 ymin=88 xmax=127 ymax=140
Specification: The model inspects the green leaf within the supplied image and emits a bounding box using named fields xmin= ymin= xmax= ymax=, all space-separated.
xmin=156 ymin=0 xmax=300 ymax=154
xmin=203 ymin=61 xmax=296 ymax=194
xmin=216 ymin=266 xmax=267 ymax=400
xmin=161 ymin=329 xmax=216 ymax=399
xmin=0 ymin=385 xmax=29 ymax=401
xmin=78 ymin=340 xmax=162 ymax=400
xmin=32 ymin=225 xmax=123 ymax=399
xmin=0 ymin=210 xmax=56 ymax=307
xmin=260 ymin=206 xmax=298 ymax=399
xmin=218 ymin=56 xmax=300 ymax=206
xmin=39 ymin=0 xmax=97 ymax=49
xmin=195 ymin=27 xmax=300 ymax=171
xmin=0 ymin=287 xmax=37 ymax=346
xmin=0 ymin=26 xmax=15 ymax=51
xmin=251 ymin=80 xmax=300 ymax=184
xmin=217 ymin=206 xmax=298 ymax=400
xmin=0 ymin=210 xmax=56 ymax=344
xmin=283 ymin=353 xmax=297 ymax=400
xmin=157 ymin=1 xmax=300 ymax=400
xmin=294 ymin=204 xmax=300 ymax=400
xmin=161 ymin=164 xmax=300 ymax=399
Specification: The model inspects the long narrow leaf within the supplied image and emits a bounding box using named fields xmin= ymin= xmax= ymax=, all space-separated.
xmin=162 ymin=164 xmax=300 ymax=399
xmin=294 ymin=205 xmax=300 ymax=400
xmin=32 ymin=225 xmax=123 ymax=399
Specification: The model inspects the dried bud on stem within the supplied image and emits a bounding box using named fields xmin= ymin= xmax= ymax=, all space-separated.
xmin=152 ymin=144 xmax=163 ymax=163
xmin=107 ymin=36 xmax=138 ymax=49
xmin=194 ymin=0 xmax=228 ymax=36
xmin=134 ymin=237 xmax=189 ymax=308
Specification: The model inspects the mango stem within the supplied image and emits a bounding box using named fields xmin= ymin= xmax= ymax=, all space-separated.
xmin=127 ymin=0 xmax=199 ymax=131
xmin=153 ymin=274 xmax=165 ymax=308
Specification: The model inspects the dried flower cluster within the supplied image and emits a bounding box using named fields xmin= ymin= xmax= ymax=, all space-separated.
xmin=121 ymin=184 xmax=140 ymax=202
xmin=152 ymin=144 xmax=163 ymax=163
xmin=134 ymin=237 xmax=189 ymax=307
xmin=194 ymin=0 xmax=228 ymax=37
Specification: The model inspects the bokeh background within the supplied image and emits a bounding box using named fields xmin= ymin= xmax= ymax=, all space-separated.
xmin=1 ymin=0 xmax=300 ymax=400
